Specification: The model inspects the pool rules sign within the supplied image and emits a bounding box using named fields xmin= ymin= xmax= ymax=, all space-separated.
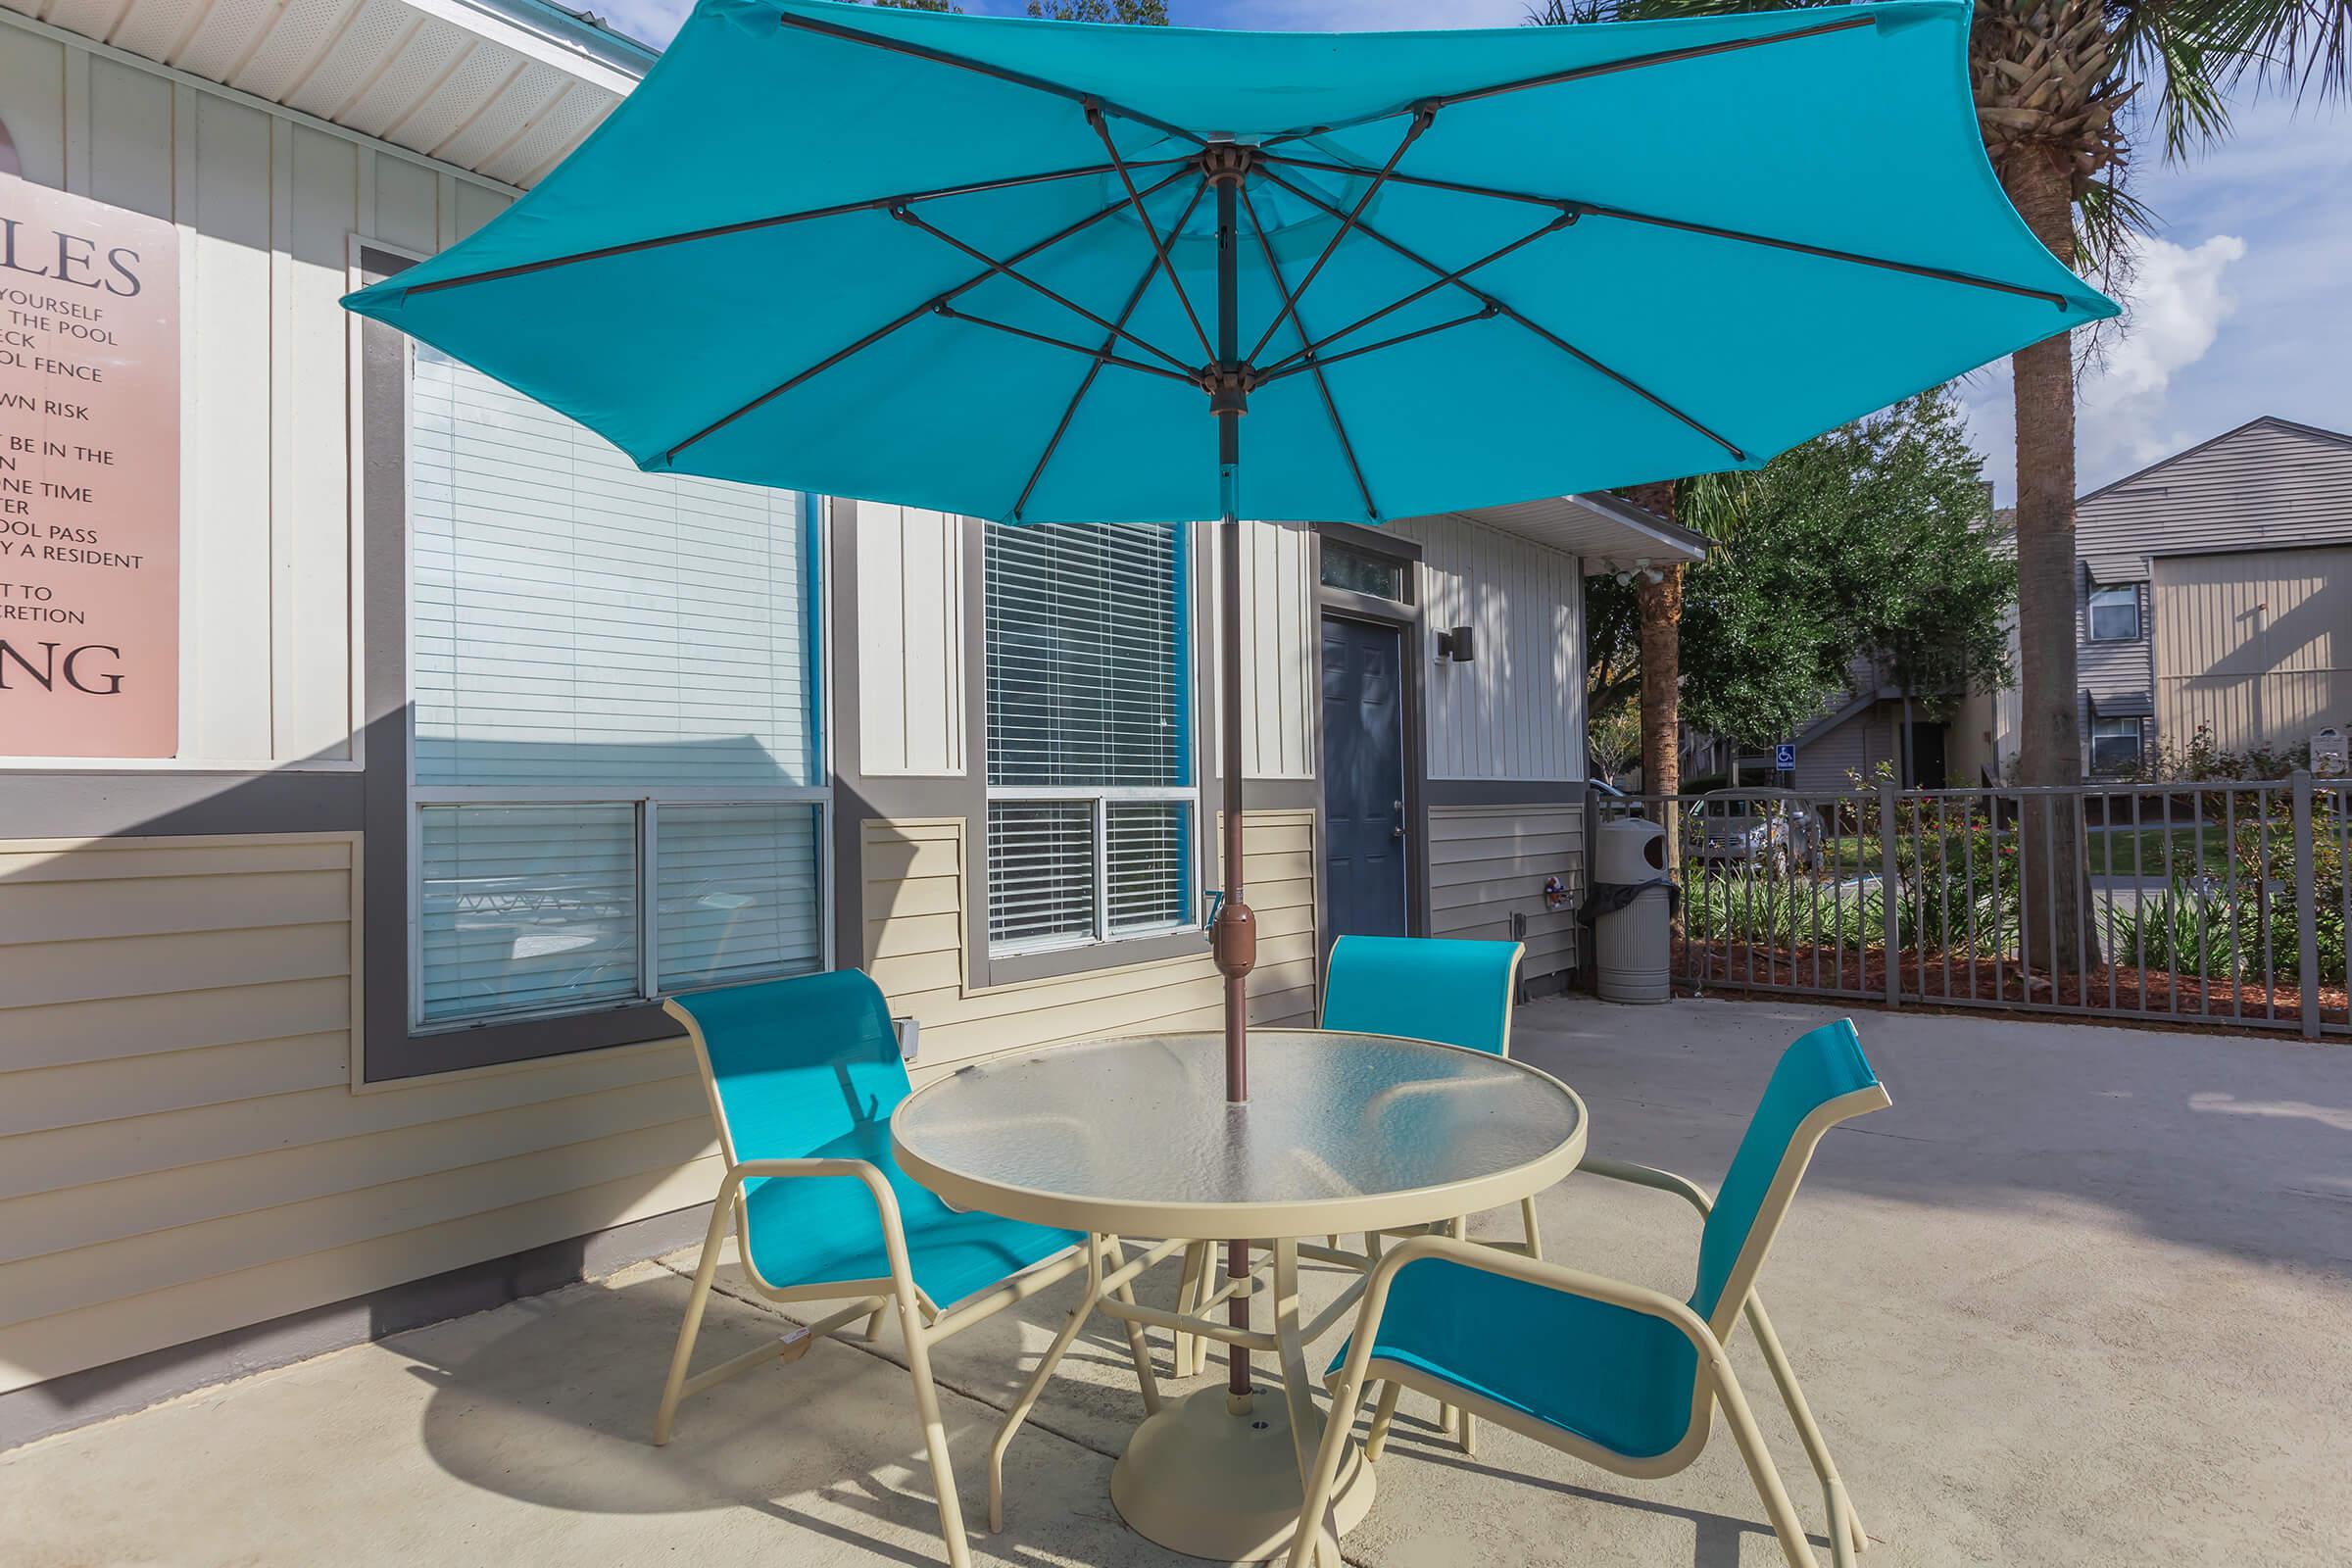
xmin=0 ymin=177 xmax=178 ymax=759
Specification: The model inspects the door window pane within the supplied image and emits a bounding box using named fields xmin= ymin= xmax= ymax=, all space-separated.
xmin=1320 ymin=539 xmax=1404 ymax=601
xmin=657 ymin=805 xmax=824 ymax=991
xmin=417 ymin=805 xmax=639 ymax=1024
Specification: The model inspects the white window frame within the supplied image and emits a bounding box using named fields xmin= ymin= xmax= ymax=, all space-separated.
xmin=981 ymin=523 xmax=1205 ymax=958
xmin=402 ymin=343 xmax=833 ymax=1033
xmin=2087 ymin=583 xmax=2139 ymax=642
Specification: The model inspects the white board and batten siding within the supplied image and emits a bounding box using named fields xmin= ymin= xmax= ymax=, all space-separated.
xmin=1388 ymin=514 xmax=1587 ymax=982
xmin=853 ymin=509 xmax=1316 ymax=782
xmin=0 ymin=13 xmax=527 ymax=769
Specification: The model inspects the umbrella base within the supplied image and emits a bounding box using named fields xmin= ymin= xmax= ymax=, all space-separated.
xmin=1109 ymin=1383 xmax=1374 ymax=1561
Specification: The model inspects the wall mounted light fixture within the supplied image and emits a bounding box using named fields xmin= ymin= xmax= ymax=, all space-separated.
xmin=1435 ymin=625 xmax=1476 ymax=662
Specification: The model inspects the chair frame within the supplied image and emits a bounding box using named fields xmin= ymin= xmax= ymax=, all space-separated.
xmin=651 ymin=994 xmax=1160 ymax=1568
xmin=1289 ymin=1080 xmax=1889 ymax=1568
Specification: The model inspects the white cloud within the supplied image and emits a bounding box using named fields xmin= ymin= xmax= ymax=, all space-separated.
xmin=2077 ymin=232 xmax=2246 ymax=473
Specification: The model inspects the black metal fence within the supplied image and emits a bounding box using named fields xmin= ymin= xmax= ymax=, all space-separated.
xmin=1595 ymin=774 xmax=2350 ymax=1038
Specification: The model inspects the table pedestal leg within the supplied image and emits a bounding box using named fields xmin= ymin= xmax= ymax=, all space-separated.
xmin=1108 ymin=1239 xmax=1373 ymax=1563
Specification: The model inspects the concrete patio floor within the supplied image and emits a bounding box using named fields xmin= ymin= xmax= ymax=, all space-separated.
xmin=6 ymin=995 xmax=2349 ymax=1567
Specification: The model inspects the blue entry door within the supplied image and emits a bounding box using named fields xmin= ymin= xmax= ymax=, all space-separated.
xmin=1321 ymin=614 xmax=1409 ymax=939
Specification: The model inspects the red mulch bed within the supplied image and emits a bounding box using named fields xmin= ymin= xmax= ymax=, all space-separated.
xmin=1673 ymin=939 xmax=2349 ymax=1031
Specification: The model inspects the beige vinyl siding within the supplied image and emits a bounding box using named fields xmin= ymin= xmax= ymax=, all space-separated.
xmin=864 ymin=810 xmax=1319 ymax=1073
xmin=1388 ymin=515 xmax=1584 ymax=783
xmin=0 ymin=834 xmax=716 ymax=1396
xmin=0 ymin=21 xmax=529 ymax=769
xmin=1427 ymin=805 xmax=1583 ymax=983
xmin=2152 ymin=547 xmax=2352 ymax=755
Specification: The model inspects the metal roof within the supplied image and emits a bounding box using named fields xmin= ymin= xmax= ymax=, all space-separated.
xmin=0 ymin=0 xmax=654 ymax=187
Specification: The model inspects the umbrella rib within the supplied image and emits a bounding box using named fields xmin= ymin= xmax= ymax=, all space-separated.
xmin=1251 ymin=305 xmax=1499 ymax=386
xmin=891 ymin=203 xmax=1199 ymax=373
xmin=1258 ymin=14 xmax=1875 ymax=148
xmin=934 ymin=303 xmax=1200 ymax=385
xmin=1238 ymin=180 xmax=1376 ymax=521
xmin=1013 ymin=181 xmax=1209 ymax=522
xmin=662 ymin=173 xmax=1187 ymax=465
xmin=1254 ymin=209 xmax=1577 ymax=379
xmin=397 ymin=160 xmax=1180 ymax=298
xmin=1261 ymin=154 xmax=2077 ymax=311
xmin=1087 ymin=108 xmax=1214 ymax=364
xmin=1258 ymin=167 xmax=1747 ymax=464
xmin=1243 ymin=111 xmax=1431 ymax=370
xmin=776 ymin=9 xmax=1204 ymax=147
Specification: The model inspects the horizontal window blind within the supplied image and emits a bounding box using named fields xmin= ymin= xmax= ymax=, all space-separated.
xmin=988 ymin=801 xmax=1097 ymax=948
xmin=1107 ymin=802 xmax=1192 ymax=934
xmin=985 ymin=521 xmax=1188 ymax=788
xmin=411 ymin=346 xmax=814 ymax=790
xmin=657 ymin=804 xmax=824 ymax=991
xmin=417 ymin=805 xmax=640 ymax=1024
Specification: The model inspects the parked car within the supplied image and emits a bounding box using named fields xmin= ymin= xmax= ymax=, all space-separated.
xmin=1686 ymin=790 xmax=1823 ymax=873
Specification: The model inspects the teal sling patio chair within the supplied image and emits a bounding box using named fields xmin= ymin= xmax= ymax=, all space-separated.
xmin=1289 ymin=1018 xmax=1890 ymax=1568
xmin=655 ymin=970 xmax=1152 ymax=1568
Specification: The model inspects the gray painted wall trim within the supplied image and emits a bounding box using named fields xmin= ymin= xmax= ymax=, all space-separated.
xmin=0 ymin=767 xmax=362 ymax=839
xmin=0 ymin=1200 xmax=712 ymax=1453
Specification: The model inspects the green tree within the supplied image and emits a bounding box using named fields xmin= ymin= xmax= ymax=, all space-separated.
xmin=1028 ymin=0 xmax=1169 ymax=20
xmin=1665 ymin=393 xmax=2016 ymax=763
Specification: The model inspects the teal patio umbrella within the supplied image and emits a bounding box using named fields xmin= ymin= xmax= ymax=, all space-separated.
xmin=344 ymin=0 xmax=2106 ymax=1499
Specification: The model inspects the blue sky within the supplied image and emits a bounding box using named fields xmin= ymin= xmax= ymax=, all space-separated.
xmin=590 ymin=0 xmax=2352 ymax=501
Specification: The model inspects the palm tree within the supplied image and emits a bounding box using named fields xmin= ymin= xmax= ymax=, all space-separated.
xmin=1539 ymin=0 xmax=2349 ymax=963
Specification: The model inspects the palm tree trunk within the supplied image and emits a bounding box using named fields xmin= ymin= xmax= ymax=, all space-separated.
xmin=2004 ymin=147 xmax=2096 ymax=975
xmin=1624 ymin=480 xmax=1683 ymax=865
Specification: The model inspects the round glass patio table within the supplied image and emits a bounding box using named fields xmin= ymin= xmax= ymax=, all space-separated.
xmin=891 ymin=1028 xmax=1587 ymax=1563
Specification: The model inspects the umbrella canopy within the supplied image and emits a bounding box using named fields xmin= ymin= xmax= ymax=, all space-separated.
xmin=346 ymin=0 xmax=2111 ymax=529
xmin=345 ymin=0 xmax=2108 ymax=1414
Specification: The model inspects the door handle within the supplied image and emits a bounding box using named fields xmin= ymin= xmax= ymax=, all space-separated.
xmin=1391 ymin=800 xmax=1405 ymax=840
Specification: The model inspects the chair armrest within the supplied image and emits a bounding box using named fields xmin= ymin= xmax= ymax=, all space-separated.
xmin=716 ymin=1158 xmax=909 ymax=1254
xmin=1577 ymin=1154 xmax=1715 ymax=1218
xmin=1338 ymin=1233 xmax=1721 ymax=1383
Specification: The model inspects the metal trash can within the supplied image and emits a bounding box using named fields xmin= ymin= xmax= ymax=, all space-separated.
xmin=1586 ymin=817 xmax=1673 ymax=1004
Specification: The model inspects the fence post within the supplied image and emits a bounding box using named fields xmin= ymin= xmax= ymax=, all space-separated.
xmin=2292 ymin=768 xmax=2321 ymax=1040
xmin=1878 ymin=779 xmax=1901 ymax=1008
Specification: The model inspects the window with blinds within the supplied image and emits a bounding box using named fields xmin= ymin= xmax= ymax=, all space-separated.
xmin=983 ymin=520 xmax=1197 ymax=953
xmin=409 ymin=347 xmax=826 ymax=1030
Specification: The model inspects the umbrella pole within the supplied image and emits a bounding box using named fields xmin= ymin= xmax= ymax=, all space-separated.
xmin=1206 ymin=153 xmax=1257 ymax=1404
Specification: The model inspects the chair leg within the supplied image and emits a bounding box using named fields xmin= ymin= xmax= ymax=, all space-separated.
xmin=1746 ymin=1297 xmax=1869 ymax=1557
xmin=651 ymin=1197 xmax=733 ymax=1446
xmin=899 ymin=1295 xmax=974 ymax=1568
xmin=1102 ymin=1235 xmax=1162 ymax=1415
xmin=1363 ymin=1381 xmax=1402 ymax=1463
xmin=863 ymin=1303 xmax=888 ymax=1341
xmin=989 ymin=1250 xmax=1104 ymax=1533
xmin=1519 ymin=1195 xmax=1544 ymax=1261
xmin=1705 ymin=1353 xmax=1825 ymax=1568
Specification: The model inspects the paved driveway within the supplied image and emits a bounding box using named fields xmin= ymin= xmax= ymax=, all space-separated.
xmin=4 ymin=996 xmax=2347 ymax=1566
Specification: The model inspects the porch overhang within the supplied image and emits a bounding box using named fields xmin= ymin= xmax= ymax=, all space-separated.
xmin=0 ymin=0 xmax=652 ymax=189
xmin=1425 ymin=491 xmax=1708 ymax=574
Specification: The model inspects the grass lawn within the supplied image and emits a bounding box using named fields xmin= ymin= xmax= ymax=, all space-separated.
xmin=2084 ymin=825 xmax=2236 ymax=878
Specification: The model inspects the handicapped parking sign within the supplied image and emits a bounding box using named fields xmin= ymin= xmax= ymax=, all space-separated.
xmin=1774 ymin=743 xmax=1797 ymax=772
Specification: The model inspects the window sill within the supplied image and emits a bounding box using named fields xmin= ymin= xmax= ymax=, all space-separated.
xmin=980 ymin=926 xmax=1210 ymax=988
